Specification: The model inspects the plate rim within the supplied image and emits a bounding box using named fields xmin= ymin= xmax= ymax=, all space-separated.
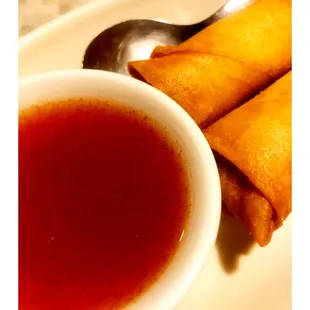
xmin=19 ymin=0 xmax=120 ymax=49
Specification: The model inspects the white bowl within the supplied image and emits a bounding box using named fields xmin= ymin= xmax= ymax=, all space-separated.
xmin=19 ymin=69 xmax=221 ymax=310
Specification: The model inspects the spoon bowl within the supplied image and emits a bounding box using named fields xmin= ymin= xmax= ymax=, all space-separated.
xmin=82 ymin=0 xmax=254 ymax=75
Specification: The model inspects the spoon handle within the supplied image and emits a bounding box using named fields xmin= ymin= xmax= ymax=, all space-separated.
xmin=200 ymin=0 xmax=254 ymax=27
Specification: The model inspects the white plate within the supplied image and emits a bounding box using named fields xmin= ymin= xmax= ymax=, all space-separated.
xmin=18 ymin=1 xmax=292 ymax=309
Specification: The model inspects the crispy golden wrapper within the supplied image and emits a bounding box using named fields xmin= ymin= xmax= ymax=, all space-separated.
xmin=204 ymin=71 xmax=292 ymax=246
xmin=128 ymin=0 xmax=291 ymax=128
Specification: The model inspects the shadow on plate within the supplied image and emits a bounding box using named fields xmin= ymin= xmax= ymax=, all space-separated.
xmin=216 ymin=212 xmax=255 ymax=274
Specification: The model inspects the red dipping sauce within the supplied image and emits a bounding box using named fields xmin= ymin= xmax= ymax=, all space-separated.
xmin=19 ymin=99 xmax=191 ymax=310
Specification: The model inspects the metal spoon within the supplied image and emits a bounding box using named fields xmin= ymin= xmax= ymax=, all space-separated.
xmin=82 ymin=0 xmax=253 ymax=75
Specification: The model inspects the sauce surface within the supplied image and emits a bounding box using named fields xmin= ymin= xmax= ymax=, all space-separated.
xmin=19 ymin=99 xmax=191 ymax=310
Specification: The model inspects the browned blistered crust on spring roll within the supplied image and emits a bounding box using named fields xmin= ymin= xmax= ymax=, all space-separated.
xmin=128 ymin=0 xmax=291 ymax=129
xmin=204 ymin=71 xmax=292 ymax=246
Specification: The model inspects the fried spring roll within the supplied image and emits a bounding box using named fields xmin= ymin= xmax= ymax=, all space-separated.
xmin=128 ymin=0 xmax=291 ymax=128
xmin=204 ymin=71 xmax=292 ymax=246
